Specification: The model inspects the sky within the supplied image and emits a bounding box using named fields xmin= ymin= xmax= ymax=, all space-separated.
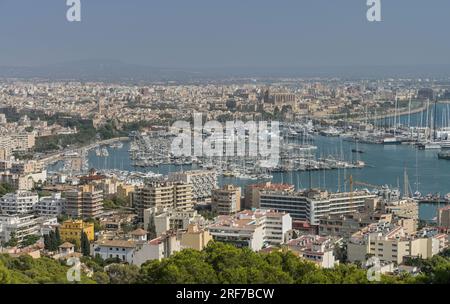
xmin=1 ymin=0 xmax=450 ymax=69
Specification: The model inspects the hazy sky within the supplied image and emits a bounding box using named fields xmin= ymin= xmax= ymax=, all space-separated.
xmin=1 ymin=0 xmax=450 ymax=68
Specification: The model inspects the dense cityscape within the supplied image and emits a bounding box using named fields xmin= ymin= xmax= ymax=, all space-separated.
xmin=0 ymin=78 xmax=449 ymax=284
xmin=1 ymin=1 xmax=450 ymax=293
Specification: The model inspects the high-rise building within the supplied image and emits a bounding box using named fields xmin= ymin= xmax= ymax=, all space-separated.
xmin=134 ymin=181 xmax=193 ymax=220
xmin=65 ymin=184 xmax=103 ymax=219
xmin=259 ymin=188 xmax=376 ymax=225
xmin=438 ymin=206 xmax=450 ymax=228
xmin=168 ymin=170 xmax=217 ymax=203
xmin=244 ymin=182 xmax=294 ymax=209
xmin=211 ymin=185 xmax=241 ymax=215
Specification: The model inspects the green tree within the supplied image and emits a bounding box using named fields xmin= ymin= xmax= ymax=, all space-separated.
xmin=106 ymin=264 xmax=140 ymax=284
xmin=0 ymin=183 xmax=14 ymax=196
xmin=80 ymin=231 xmax=91 ymax=256
xmin=0 ymin=261 xmax=11 ymax=284
xmin=43 ymin=234 xmax=51 ymax=251
xmin=5 ymin=232 xmax=19 ymax=248
xmin=140 ymin=249 xmax=218 ymax=284
xmin=92 ymin=271 xmax=110 ymax=284
xmin=47 ymin=230 xmax=58 ymax=251
xmin=20 ymin=235 xmax=41 ymax=248
xmin=0 ymin=254 xmax=95 ymax=284
xmin=55 ymin=227 xmax=62 ymax=247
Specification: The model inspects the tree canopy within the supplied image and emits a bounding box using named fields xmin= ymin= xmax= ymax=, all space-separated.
xmin=0 ymin=243 xmax=449 ymax=284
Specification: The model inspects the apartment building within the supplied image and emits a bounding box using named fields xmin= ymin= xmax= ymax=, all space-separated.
xmin=287 ymin=235 xmax=340 ymax=268
xmin=264 ymin=210 xmax=293 ymax=245
xmin=0 ymin=170 xmax=46 ymax=191
xmin=0 ymin=214 xmax=56 ymax=244
xmin=144 ymin=207 xmax=206 ymax=237
xmin=259 ymin=188 xmax=376 ymax=225
xmin=384 ymin=199 xmax=419 ymax=220
xmin=0 ymin=190 xmax=39 ymax=215
xmin=437 ymin=206 xmax=450 ymax=229
xmin=35 ymin=192 xmax=66 ymax=217
xmin=347 ymin=223 xmax=448 ymax=265
xmin=244 ymin=182 xmax=294 ymax=209
xmin=168 ymin=170 xmax=218 ymax=203
xmin=0 ymin=147 xmax=10 ymax=161
xmin=207 ymin=209 xmax=292 ymax=251
xmin=319 ymin=212 xmax=393 ymax=238
xmin=10 ymin=133 xmax=35 ymax=152
xmin=93 ymin=231 xmax=180 ymax=266
xmin=65 ymin=184 xmax=104 ymax=219
xmin=11 ymin=160 xmax=44 ymax=175
xmin=134 ymin=181 xmax=193 ymax=221
xmin=211 ymin=185 xmax=241 ymax=215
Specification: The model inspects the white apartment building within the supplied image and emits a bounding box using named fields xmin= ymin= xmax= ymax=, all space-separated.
xmin=0 ymin=214 xmax=40 ymax=244
xmin=92 ymin=232 xmax=180 ymax=266
xmin=287 ymin=235 xmax=340 ymax=268
xmin=347 ymin=223 xmax=448 ymax=265
xmin=259 ymin=188 xmax=376 ymax=225
xmin=264 ymin=210 xmax=293 ymax=245
xmin=144 ymin=207 xmax=207 ymax=237
xmin=207 ymin=209 xmax=292 ymax=251
xmin=36 ymin=192 xmax=66 ymax=217
xmin=168 ymin=170 xmax=218 ymax=203
xmin=0 ymin=190 xmax=39 ymax=215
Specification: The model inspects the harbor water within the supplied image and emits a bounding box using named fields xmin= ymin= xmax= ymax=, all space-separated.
xmin=49 ymin=104 xmax=450 ymax=222
xmin=85 ymin=136 xmax=449 ymax=222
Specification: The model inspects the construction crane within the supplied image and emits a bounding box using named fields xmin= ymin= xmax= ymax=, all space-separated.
xmin=344 ymin=175 xmax=353 ymax=193
xmin=353 ymin=180 xmax=383 ymax=190
xmin=344 ymin=175 xmax=354 ymax=202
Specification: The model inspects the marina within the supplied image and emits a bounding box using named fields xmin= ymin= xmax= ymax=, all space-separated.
xmin=45 ymin=105 xmax=450 ymax=222
xmin=46 ymin=133 xmax=450 ymax=222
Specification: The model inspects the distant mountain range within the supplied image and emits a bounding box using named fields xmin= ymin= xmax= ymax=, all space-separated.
xmin=2 ymin=60 xmax=450 ymax=83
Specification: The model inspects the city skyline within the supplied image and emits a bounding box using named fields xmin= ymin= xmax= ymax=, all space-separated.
xmin=0 ymin=1 xmax=449 ymax=289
